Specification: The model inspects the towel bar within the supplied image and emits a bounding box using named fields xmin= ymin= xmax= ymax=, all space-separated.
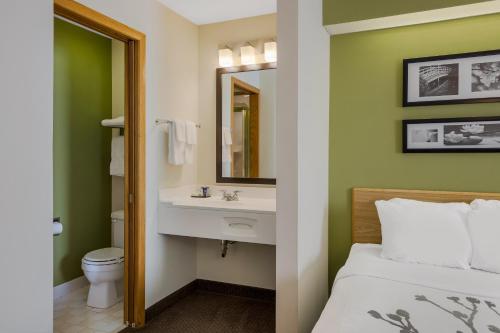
xmin=155 ymin=119 xmax=201 ymax=128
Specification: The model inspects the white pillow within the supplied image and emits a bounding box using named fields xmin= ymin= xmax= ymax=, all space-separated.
xmin=375 ymin=198 xmax=472 ymax=269
xmin=468 ymin=199 xmax=500 ymax=274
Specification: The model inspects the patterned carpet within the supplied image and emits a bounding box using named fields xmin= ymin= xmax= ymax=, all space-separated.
xmin=121 ymin=291 xmax=275 ymax=333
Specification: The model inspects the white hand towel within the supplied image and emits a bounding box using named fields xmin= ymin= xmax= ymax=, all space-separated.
xmin=223 ymin=127 xmax=233 ymax=145
xmin=184 ymin=121 xmax=197 ymax=165
xmin=110 ymin=136 xmax=124 ymax=176
xmin=167 ymin=120 xmax=186 ymax=165
xmin=222 ymin=127 xmax=232 ymax=163
xmin=175 ymin=119 xmax=186 ymax=143
xmin=185 ymin=121 xmax=197 ymax=145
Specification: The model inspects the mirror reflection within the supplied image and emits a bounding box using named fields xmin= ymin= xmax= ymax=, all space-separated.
xmin=219 ymin=67 xmax=276 ymax=183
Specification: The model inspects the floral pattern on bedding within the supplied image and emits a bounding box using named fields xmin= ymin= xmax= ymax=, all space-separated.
xmin=368 ymin=296 xmax=500 ymax=333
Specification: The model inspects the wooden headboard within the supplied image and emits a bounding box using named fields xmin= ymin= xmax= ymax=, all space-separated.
xmin=352 ymin=188 xmax=500 ymax=244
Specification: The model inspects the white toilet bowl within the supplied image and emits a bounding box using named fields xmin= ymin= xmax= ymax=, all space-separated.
xmin=82 ymin=247 xmax=124 ymax=308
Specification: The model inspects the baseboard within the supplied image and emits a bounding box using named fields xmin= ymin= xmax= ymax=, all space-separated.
xmin=196 ymin=279 xmax=275 ymax=301
xmin=145 ymin=279 xmax=275 ymax=322
xmin=145 ymin=280 xmax=198 ymax=322
xmin=54 ymin=275 xmax=89 ymax=300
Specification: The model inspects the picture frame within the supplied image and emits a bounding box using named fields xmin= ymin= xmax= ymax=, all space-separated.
xmin=403 ymin=116 xmax=500 ymax=153
xmin=403 ymin=49 xmax=500 ymax=106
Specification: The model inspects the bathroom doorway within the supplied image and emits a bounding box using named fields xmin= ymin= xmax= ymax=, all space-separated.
xmin=53 ymin=0 xmax=145 ymax=329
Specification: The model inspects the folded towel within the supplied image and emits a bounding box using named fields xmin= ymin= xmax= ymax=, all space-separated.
xmin=175 ymin=119 xmax=186 ymax=143
xmin=102 ymin=116 xmax=124 ymax=128
xmin=167 ymin=120 xmax=186 ymax=165
xmin=110 ymin=136 xmax=124 ymax=176
xmin=184 ymin=121 xmax=198 ymax=165
xmin=222 ymin=127 xmax=233 ymax=145
xmin=222 ymin=127 xmax=232 ymax=163
xmin=185 ymin=121 xmax=197 ymax=145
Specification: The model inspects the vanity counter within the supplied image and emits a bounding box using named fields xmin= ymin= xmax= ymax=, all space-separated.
xmin=158 ymin=186 xmax=276 ymax=245
xmin=159 ymin=186 xmax=276 ymax=214
xmin=159 ymin=190 xmax=276 ymax=214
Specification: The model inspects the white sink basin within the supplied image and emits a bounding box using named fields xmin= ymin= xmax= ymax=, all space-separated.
xmin=160 ymin=194 xmax=276 ymax=213
xmin=158 ymin=186 xmax=276 ymax=244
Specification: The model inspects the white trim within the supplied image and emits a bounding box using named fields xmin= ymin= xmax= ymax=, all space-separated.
xmin=325 ymin=1 xmax=500 ymax=35
xmin=53 ymin=275 xmax=89 ymax=300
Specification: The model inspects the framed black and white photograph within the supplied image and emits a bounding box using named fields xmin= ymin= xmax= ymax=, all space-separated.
xmin=403 ymin=117 xmax=500 ymax=153
xmin=403 ymin=50 xmax=500 ymax=106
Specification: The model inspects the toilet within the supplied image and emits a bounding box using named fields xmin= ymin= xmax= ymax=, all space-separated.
xmin=82 ymin=210 xmax=124 ymax=308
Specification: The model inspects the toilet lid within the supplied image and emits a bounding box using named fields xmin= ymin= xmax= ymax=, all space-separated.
xmin=83 ymin=247 xmax=124 ymax=263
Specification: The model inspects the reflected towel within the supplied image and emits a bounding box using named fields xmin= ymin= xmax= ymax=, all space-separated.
xmin=222 ymin=127 xmax=233 ymax=145
xmin=222 ymin=127 xmax=232 ymax=163
xmin=110 ymin=136 xmax=124 ymax=176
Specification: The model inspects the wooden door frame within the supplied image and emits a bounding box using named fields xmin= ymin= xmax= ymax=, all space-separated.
xmin=54 ymin=0 xmax=146 ymax=327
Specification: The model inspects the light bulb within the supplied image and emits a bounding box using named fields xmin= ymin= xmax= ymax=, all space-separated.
xmin=264 ymin=41 xmax=277 ymax=62
xmin=218 ymin=48 xmax=233 ymax=67
xmin=240 ymin=45 xmax=256 ymax=65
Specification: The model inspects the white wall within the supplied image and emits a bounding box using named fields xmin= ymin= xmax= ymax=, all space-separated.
xmin=276 ymin=0 xmax=330 ymax=332
xmin=258 ymin=69 xmax=277 ymax=178
xmin=296 ymin=0 xmax=330 ymax=330
xmin=197 ymin=239 xmax=276 ymax=289
xmin=76 ymin=0 xmax=200 ymax=308
xmin=276 ymin=0 xmax=300 ymax=330
xmin=0 ymin=1 xmax=53 ymax=332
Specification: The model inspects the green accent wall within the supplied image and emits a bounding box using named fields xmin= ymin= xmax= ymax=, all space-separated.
xmin=329 ymin=13 xmax=500 ymax=285
xmin=54 ymin=18 xmax=112 ymax=286
xmin=324 ymin=0 xmax=488 ymax=25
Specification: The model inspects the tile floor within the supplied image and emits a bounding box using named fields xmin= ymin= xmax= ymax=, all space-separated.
xmin=54 ymin=286 xmax=126 ymax=333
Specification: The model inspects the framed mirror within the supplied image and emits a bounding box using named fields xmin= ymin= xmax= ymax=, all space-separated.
xmin=216 ymin=63 xmax=277 ymax=185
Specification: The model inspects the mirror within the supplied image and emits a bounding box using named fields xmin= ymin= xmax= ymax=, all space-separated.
xmin=217 ymin=64 xmax=276 ymax=185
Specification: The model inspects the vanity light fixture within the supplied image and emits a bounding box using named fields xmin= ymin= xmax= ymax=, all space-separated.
xmin=264 ymin=41 xmax=277 ymax=63
xmin=240 ymin=44 xmax=256 ymax=65
xmin=218 ymin=48 xmax=233 ymax=67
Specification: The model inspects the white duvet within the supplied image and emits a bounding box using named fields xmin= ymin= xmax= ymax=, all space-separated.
xmin=313 ymin=244 xmax=500 ymax=333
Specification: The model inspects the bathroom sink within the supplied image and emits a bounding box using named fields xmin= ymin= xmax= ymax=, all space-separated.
xmin=158 ymin=186 xmax=276 ymax=244
xmin=159 ymin=187 xmax=276 ymax=214
xmin=162 ymin=195 xmax=276 ymax=213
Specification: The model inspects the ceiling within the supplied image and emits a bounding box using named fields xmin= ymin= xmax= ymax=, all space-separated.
xmin=158 ymin=0 xmax=277 ymax=25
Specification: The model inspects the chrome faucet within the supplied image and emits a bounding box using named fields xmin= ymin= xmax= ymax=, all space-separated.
xmin=221 ymin=190 xmax=241 ymax=201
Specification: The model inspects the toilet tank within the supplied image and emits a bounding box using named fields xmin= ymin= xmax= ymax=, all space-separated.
xmin=111 ymin=210 xmax=124 ymax=249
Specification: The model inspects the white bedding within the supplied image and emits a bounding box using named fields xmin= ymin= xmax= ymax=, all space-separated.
xmin=313 ymin=244 xmax=500 ymax=333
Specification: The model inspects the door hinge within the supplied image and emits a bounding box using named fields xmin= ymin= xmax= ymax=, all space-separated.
xmin=129 ymin=193 xmax=134 ymax=204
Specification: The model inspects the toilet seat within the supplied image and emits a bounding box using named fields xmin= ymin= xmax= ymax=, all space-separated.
xmin=82 ymin=247 xmax=124 ymax=266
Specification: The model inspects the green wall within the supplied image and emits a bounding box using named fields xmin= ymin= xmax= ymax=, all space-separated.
xmin=54 ymin=18 xmax=112 ymax=286
xmin=324 ymin=0 xmax=488 ymax=25
xmin=329 ymin=13 xmax=500 ymax=285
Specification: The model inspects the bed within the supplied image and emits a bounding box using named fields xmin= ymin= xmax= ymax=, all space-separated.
xmin=313 ymin=188 xmax=500 ymax=333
